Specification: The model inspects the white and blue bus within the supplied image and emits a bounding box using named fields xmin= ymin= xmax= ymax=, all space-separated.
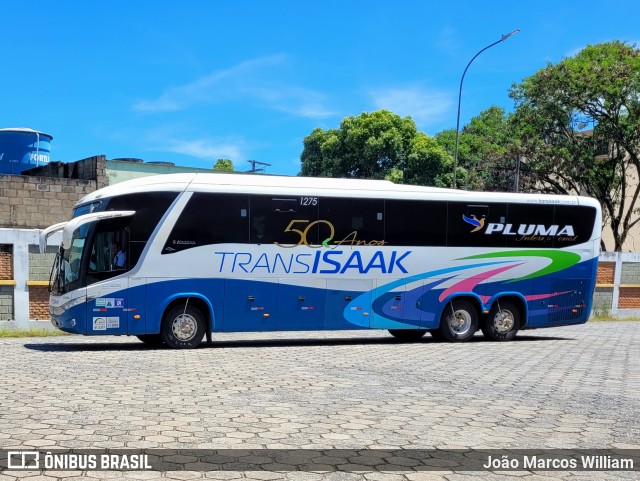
xmin=41 ymin=173 xmax=602 ymax=348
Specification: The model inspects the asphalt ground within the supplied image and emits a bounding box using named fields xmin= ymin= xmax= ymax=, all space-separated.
xmin=1 ymin=322 xmax=639 ymax=480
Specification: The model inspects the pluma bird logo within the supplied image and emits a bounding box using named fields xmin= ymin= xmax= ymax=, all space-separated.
xmin=462 ymin=214 xmax=485 ymax=233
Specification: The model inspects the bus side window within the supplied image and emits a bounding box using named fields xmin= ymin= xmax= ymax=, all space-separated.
xmin=163 ymin=193 xmax=250 ymax=253
xmin=88 ymin=229 xmax=129 ymax=273
xmin=384 ymin=199 xmax=447 ymax=246
xmin=447 ymin=203 xmax=507 ymax=247
xmin=249 ymin=195 xmax=319 ymax=245
xmin=319 ymin=197 xmax=384 ymax=246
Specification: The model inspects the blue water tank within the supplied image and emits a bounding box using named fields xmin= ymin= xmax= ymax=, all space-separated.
xmin=0 ymin=128 xmax=53 ymax=175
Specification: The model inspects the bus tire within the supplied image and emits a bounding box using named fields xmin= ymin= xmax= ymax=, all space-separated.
xmin=161 ymin=304 xmax=205 ymax=349
xmin=388 ymin=329 xmax=427 ymax=341
xmin=136 ymin=334 xmax=163 ymax=346
xmin=482 ymin=300 xmax=521 ymax=341
xmin=438 ymin=300 xmax=478 ymax=342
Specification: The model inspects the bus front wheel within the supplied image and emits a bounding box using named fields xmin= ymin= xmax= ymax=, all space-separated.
xmin=482 ymin=300 xmax=520 ymax=341
xmin=388 ymin=329 xmax=427 ymax=341
xmin=438 ymin=300 xmax=478 ymax=342
xmin=161 ymin=305 xmax=205 ymax=349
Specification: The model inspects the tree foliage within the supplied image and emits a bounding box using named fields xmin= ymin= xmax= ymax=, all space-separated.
xmin=510 ymin=41 xmax=640 ymax=251
xmin=436 ymin=106 xmax=516 ymax=192
xmin=213 ymin=158 xmax=234 ymax=171
xmin=300 ymin=110 xmax=451 ymax=186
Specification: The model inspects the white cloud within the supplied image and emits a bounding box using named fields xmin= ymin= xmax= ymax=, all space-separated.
xmin=437 ymin=25 xmax=461 ymax=57
xmin=369 ymin=86 xmax=454 ymax=126
xmin=132 ymin=54 xmax=335 ymax=119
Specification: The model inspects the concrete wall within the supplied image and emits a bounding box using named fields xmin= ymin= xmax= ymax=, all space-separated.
xmin=0 ymin=174 xmax=97 ymax=229
xmin=105 ymin=159 xmax=214 ymax=185
xmin=22 ymin=155 xmax=108 ymax=189
xmin=594 ymin=252 xmax=640 ymax=317
xmin=0 ymin=228 xmax=61 ymax=327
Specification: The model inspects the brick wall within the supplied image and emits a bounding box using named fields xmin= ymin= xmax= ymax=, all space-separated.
xmin=0 ymin=285 xmax=13 ymax=321
xmin=619 ymin=286 xmax=640 ymax=309
xmin=28 ymin=286 xmax=50 ymax=320
xmin=0 ymin=174 xmax=97 ymax=229
xmin=0 ymin=245 xmax=11 ymax=280
xmin=596 ymin=262 xmax=615 ymax=284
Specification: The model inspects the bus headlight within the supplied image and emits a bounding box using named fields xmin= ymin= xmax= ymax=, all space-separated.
xmin=50 ymin=296 xmax=85 ymax=317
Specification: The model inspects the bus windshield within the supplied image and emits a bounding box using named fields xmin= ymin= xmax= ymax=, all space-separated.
xmin=51 ymin=224 xmax=90 ymax=294
xmin=48 ymin=210 xmax=136 ymax=294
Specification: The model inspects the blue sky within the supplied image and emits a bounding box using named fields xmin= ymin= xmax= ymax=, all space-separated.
xmin=2 ymin=1 xmax=639 ymax=176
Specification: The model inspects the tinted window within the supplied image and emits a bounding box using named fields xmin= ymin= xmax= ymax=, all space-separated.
xmin=106 ymin=192 xmax=178 ymax=263
xmin=164 ymin=193 xmax=249 ymax=253
xmin=250 ymin=195 xmax=319 ymax=245
xmin=554 ymin=205 xmax=596 ymax=247
xmin=504 ymin=203 xmax=556 ymax=248
xmin=319 ymin=197 xmax=384 ymax=248
xmin=447 ymin=202 xmax=508 ymax=247
xmin=385 ymin=199 xmax=447 ymax=246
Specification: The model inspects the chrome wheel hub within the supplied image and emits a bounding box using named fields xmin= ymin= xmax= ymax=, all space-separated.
xmin=172 ymin=314 xmax=197 ymax=341
xmin=448 ymin=310 xmax=472 ymax=336
xmin=494 ymin=310 xmax=515 ymax=333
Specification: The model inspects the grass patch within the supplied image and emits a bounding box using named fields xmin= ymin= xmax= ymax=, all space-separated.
xmin=589 ymin=315 xmax=640 ymax=322
xmin=0 ymin=328 xmax=68 ymax=338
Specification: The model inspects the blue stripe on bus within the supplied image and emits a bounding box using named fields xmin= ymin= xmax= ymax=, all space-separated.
xmin=51 ymin=257 xmax=598 ymax=336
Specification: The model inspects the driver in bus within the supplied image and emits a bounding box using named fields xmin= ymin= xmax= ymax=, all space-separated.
xmin=112 ymin=242 xmax=126 ymax=269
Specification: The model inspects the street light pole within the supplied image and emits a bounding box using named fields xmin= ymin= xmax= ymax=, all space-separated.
xmin=452 ymin=29 xmax=520 ymax=189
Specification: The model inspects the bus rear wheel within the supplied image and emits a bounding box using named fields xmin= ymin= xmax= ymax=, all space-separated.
xmin=482 ymin=300 xmax=520 ymax=341
xmin=161 ymin=304 xmax=205 ymax=349
xmin=388 ymin=329 xmax=427 ymax=341
xmin=438 ymin=300 xmax=478 ymax=342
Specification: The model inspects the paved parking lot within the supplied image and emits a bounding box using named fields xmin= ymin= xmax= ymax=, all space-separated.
xmin=1 ymin=322 xmax=639 ymax=480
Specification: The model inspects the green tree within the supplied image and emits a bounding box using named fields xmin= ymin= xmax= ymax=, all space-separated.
xmin=213 ymin=158 xmax=234 ymax=171
xmin=510 ymin=41 xmax=640 ymax=251
xmin=300 ymin=110 xmax=450 ymax=186
xmin=436 ymin=106 xmax=516 ymax=192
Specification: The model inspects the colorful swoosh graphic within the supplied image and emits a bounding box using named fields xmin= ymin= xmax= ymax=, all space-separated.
xmin=459 ymin=250 xmax=581 ymax=282
xmin=344 ymin=249 xmax=591 ymax=329
xmin=437 ymin=263 xmax=523 ymax=302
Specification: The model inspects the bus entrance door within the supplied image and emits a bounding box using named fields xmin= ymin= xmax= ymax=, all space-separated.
xmin=86 ymin=279 xmax=128 ymax=335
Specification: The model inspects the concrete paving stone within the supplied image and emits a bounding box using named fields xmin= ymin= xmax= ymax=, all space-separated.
xmin=1 ymin=324 xmax=639 ymax=480
xmin=162 ymin=472 xmax=204 ymax=480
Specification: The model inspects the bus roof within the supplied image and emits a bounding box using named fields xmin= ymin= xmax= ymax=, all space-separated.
xmin=75 ymin=172 xmax=599 ymax=209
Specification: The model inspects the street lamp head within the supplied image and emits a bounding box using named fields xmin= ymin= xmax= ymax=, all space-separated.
xmin=452 ymin=27 xmax=520 ymax=189
xmin=501 ymin=29 xmax=520 ymax=42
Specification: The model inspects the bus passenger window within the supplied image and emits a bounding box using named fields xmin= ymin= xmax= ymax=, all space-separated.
xmin=249 ymin=195 xmax=319 ymax=245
